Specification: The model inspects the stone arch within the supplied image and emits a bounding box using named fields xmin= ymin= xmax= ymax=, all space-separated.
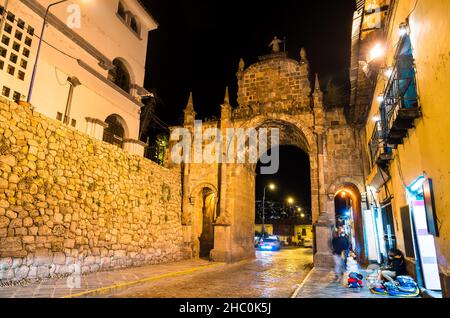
xmin=188 ymin=183 xmax=218 ymax=259
xmin=327 ymin=177 xmax=367 ymax=264
xmin=236 ymin=115 xmax=316 ymax=153
xmin=327 ymin=176 xmax=365 ymax=198
xmin=189 ymin=182 xmax=219 ymax=203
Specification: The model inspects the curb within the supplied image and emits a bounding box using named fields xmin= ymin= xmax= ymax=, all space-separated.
xmin=290 ymin=267 xmax=316 ymax=298
xmin=63 ymin=262 xmax=226 ymax=298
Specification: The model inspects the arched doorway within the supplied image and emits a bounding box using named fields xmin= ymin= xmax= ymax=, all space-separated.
xmin=190 ymin=185 xmax=218 ymax=260
xmin=333 ymin=184 xmax=365 ymax=264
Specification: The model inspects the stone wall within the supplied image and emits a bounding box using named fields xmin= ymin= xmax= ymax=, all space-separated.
xmin=0 ymin=98 xmax=185 ymax=281
xmin=236 ymin=53 xmax=311 ymax=116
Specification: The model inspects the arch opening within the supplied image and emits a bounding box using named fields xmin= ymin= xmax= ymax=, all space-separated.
xmin=191 ymin=186 xmax=218 ymax=260
xmin=333 ymin=184 xmax=365 ymax=264
xmin=255 ymin=145 xmax=313 ymax=251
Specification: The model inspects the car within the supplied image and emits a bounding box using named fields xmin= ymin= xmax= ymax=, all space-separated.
xmin=303 ymin=238 xmax=313 ymax=248
xmin=257 ymin=236 xmax=281 ymax=251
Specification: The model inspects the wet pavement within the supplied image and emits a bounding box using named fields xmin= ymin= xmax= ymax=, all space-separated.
xmin=112 ymin=248 xmax=313 ymax=298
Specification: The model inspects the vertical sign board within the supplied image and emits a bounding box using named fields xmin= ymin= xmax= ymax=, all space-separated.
xmin=423 ymin=179 xmax=439 ymax=237
xmin=412 ymin=201 xmax=441 ymax=290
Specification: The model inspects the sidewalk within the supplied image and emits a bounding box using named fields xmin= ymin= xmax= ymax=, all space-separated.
xmin=0 ymin=259 xmax=224 ymax=298
xmin=293 ymin=268 xmax=398 ymax=298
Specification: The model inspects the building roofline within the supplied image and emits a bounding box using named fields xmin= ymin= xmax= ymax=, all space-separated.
xmin=136 ymin=0 xmax=159 ymax=28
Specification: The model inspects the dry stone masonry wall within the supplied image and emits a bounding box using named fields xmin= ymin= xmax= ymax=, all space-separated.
xmin=0 ymin=98 xmax=184 ymax=281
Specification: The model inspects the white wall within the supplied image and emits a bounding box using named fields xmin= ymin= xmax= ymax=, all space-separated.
xmin=0 ymin=0 xmax=157 ymax=140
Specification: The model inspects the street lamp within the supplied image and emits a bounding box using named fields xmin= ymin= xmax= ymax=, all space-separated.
xmin=27 ymin=0 xmax=91 ymax=104
xmin=261 ymin=183 xmax=276 ymax=239
xmin=287 ymin=197 xmax=294 ymax=205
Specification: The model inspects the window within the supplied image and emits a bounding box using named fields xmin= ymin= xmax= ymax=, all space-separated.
xmin=0 ymin=47 xmax=6 ymax=58
xmin=17 ymin=19 xmax=25 ymax=30
xmin=13 ymin=91 xmax=21 ymax=102
xmin=6 ymin=12 xmax=15 ymax=23
xmin=7 ymin=65 xmax=14 ymax=75
xmin=12 ymin=42 xmax=20 ymax=52
xmin=0 ymin=5 xmax=4 ymax=15
xmin=18 ymin=70 xmax=25 ymax=80
xmin=24 ymin=37 xmax=32 ymax=47
xmin=20 ymin=59 xmax=27 ymax=69
xmin=103 ymin=115 xmax=126 ymax=148
xmin=10 ymin=53 xmax=17 ymax=64
xmin=1 ymin=35 xmax=10 ymax=46
xmin=4 ymin=24 xmax=12 ymax=34
xmin=109 ymin=58 xmax=131 ymax=93
xmin=2 ymin=86 xmax=11 ymax=97
xmin=23 ymin=48 xmax=30 ymax=57
xmin=56 ymin=112 xmax=63 ymax=121
xmin=130 ymin=16 xmax=140 ymax=35
xmin=71 ymin=119 xmax=77 ymax=128
xmin=15 ymin=31 xmax=22 ymax=41
xmin=27 ymin=26 xmax=34 ymax=36
xmin=117 ymin=1 xmax=127 ymax=20
xmin=0 ymin=60 xmax=4 ymax=70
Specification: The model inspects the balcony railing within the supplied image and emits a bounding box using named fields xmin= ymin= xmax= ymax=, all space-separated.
xmin=369 ymin=121 xmax=393 ymax=168
xmin=380 ymin=37 xmax=421 ymax=146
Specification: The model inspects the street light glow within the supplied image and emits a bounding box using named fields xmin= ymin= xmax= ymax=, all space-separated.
xmin=268 ymin=183 xmax=276 ymax=191
xmin=369 ymin=43 xmax=384 ymax=61
xmin=287 ymin=197 xmax=294 ymax=205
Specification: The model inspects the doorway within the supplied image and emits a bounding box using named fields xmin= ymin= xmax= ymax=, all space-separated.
xmin=199 ymin=188 xmax=216 ymax=259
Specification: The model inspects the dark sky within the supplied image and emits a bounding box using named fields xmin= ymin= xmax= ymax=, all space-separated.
xmin=256 ymin=146 xmax=311 ymax=215
xmin=142 ymin=0 xmax=357 ymax=125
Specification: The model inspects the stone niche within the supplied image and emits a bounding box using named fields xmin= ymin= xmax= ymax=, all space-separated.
xmin=0 ymin=97 xmax=185 ymax=281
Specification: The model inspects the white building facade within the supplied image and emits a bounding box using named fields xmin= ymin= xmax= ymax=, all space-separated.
xmin=0 ymin=0 xmax=158 ymax=156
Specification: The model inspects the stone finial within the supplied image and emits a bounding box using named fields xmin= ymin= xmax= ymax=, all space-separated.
xmin=300 ymin=48 xmax=308 ymax=64
xmin=314 ymin=74 xmax=320 ymax=91
xmin=313 ymin=74 xmax=324 ymax=107
xmin=185 ymin=92 xmax=194 ymax=111
xmin=184 ymin=92 xmax=196 ymax=124
xmin=238 ymin=58 xmax=245 ymax=72
xmin=221 ymin=87 xmax=232 ymax=122
xmin=223 ymin=87 xmax=230 ymax=105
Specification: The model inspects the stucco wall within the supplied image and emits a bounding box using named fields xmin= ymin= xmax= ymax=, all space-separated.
xmin=1 ymin=0 xmax=157 ymax=140
xmin=0 ymin=98 xmax=184 ymax=281
xmin=362 ymin=0 xmax=450 ymax=295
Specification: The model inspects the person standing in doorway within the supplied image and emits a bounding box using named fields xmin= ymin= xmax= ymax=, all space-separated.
xmin=332 ymin=226 xmax=350 ymax=281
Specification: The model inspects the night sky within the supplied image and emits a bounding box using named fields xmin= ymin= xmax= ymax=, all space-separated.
xmin=256 ymin=146 xmax=311 ymax=215
xmin=142 ymin=0 xmax=356 ymax=124
xmin=141 ymin=0 xmax=356 ymax=216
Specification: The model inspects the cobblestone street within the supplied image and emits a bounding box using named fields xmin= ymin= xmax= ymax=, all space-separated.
xmin=112 ymin=248 xmax=313 ymax=298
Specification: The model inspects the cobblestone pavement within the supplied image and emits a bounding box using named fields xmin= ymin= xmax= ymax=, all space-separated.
xmin=295 ymin=268 xmax=402 ymax=298
xmin=0 ymin=259 xmax=218 ymax=298
xmin=112 ymin=248 xmax=314 ymax=298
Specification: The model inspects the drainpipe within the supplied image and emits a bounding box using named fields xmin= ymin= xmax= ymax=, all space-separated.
xmin=63 ymin=76 xmax=81 ymax=125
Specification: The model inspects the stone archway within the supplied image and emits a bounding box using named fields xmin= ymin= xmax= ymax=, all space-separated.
xmin=209 ymin=117 xmax=320 ymax=262
xmin=175 ymin=52 xmax=365 ymax=268
xmin=327 ymin=178 xmax=367 ymax=264
xmin=187 ymin=183 xmax=218 ymax=260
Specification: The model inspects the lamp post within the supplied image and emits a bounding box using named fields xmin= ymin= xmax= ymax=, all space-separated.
xmin=261 ymin=183 xmax=276 ymax=239
xmin=27 ymin=0 xmax=69 ymax=104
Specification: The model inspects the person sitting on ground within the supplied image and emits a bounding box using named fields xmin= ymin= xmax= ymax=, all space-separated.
xmin=379 ymin=249 xmax=407 ymax=282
